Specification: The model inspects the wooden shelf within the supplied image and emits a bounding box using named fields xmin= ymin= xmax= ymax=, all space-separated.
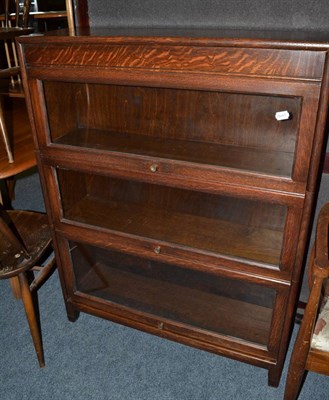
xmin=74 ymin=246 xmax=274 ymax=346
xmin=56 ymin=128 xmax=295 ymax=177
xmin=64 ymin=192 xmax=285 ymax=266
xmin=45 ymin=82 xmax=300 ymax=179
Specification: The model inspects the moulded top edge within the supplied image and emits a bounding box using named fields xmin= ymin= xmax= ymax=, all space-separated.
xmin=16 ymin=27 xmax=329 ymax=51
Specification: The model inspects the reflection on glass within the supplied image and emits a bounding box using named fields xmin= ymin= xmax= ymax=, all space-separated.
xmin=57 ymin=169 xmax=287 ymax=267
xmin=70 ymin=241 xmax=275 ymax=346
xmin=44 ymin=81 xmax=301 ymax=177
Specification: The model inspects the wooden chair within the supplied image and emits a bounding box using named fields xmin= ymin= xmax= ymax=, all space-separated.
xmin=0 ymin=96 xmax=36 ymax=206
xmin=0 ymin=208 xmax=56 ymax=367
xmin=0 ymin=0 xmax=33 ymax=159
xmin=64 ymin=0 xmax=87 ymax=29
xmin=284 ymin=202 xmax=329 ymax=399
xmin=64 ymin=0 xmax=74 ymax=31
xmin=0 ymin=0 xmax=36 ymax=206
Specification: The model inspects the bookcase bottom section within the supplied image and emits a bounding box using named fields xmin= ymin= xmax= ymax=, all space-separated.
xmin=66 ymin=240 xmax=278 ymax=348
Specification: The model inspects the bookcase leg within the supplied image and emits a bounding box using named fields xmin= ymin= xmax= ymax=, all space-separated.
xmin=268 ymin=366 xmax=281 ymax=388
xmin=66 ymin=303 xmax=80 ymax=322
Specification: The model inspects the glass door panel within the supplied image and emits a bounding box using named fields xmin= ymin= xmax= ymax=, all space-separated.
xmin=44 ymin=81 xmax=301 ymax=177
xmin=69 ymin=241 xmax=276 ymax=347
xmin=57 ymin=168 xmax=287 ymax=267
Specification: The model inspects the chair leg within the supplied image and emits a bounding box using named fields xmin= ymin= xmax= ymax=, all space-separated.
xmin=18 ymin=272 xmax=45 ymax=367
xmin=9 ymin=276 xmax=21 ymax=299
xmin=30 ymin=255 xmax=56 ymax=291
xmin=5 ymin=177 xmax=16 ymax=201
xmin=284 ymin=356 xmax=306 ymax=400
xmin=284 ymin=246 xmax=321 ymax=400
xmin=0 ymin=179 xmax=11 ymax=208
xmin=0 ymin=99 xmax=14 ymax=163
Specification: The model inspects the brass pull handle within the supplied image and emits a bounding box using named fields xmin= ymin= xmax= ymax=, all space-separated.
xmin=150 ymin=164 xmax=158 ymax=173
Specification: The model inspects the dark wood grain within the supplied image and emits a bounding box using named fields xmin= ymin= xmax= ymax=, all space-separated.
xmin=57 ymin=170 xmax=286 ymax=266
xmin=0 ymin=98 xmax=36 ymax=180
xmin=306 ymin=349 xmax=329 ymax=375
xmin=45 ymin=82 xmax=299 ymax=152
xmin=43 ymin=80 xmax=301 ymax=181
xmin=71 ymin=0 xmax=89 ymax=29
xmin=66 ymin=194 xmax=284 ymax=266
xmin=284 ymin=202 xmax=329 ymax=399
xmin=17 ymin=28 xmax=329 ymax=388
xmin=23 ymin=42 xmax=325 ymax=81
xmin=72 ymin=245 xmax=275 ymax=346
xmin=0 ymin=209 xmax=55 ymax=367
xmin=55 ymin=128 xmax=295 ymax=177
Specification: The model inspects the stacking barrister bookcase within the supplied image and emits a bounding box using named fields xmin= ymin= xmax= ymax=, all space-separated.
xmin=17 ymin=28 xmax=329 ymax=387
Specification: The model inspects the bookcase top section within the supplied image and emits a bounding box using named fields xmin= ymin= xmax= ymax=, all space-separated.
xmin=18 ymin=27 xmax=329 ymax=51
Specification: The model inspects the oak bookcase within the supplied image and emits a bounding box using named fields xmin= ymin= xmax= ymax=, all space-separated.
xmin=18 ymin=28 xmax=329 ymax=386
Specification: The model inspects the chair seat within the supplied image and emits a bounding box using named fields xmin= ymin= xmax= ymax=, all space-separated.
xmin=0 ymin=97 xmax=36 ymax=180
xmin=311 ymin=296 xmax=329 ymax=351
xmin=0 ymin=27 xmax=33 ymax=40
xmin=0 ymin=210 xmax=52 ymax=279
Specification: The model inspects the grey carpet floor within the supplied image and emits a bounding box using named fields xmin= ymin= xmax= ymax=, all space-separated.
xmin=1 ymin=169 xmax=329 ymax=400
